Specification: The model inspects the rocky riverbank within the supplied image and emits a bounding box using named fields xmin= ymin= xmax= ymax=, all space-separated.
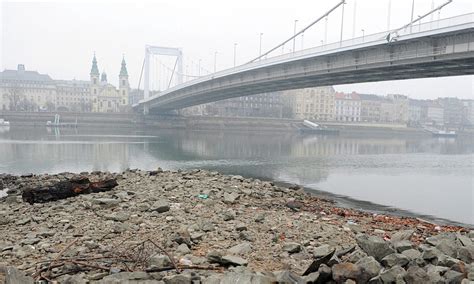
xmin=0 ymin=169 xmax=473 ymax=283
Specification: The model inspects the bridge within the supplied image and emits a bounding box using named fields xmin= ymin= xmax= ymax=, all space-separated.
xmin=134 ymin=12 xmax=474 ymax=114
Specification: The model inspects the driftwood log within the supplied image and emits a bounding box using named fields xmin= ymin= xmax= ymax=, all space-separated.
xmin=22 ymin=176 xmax=118 ymax=204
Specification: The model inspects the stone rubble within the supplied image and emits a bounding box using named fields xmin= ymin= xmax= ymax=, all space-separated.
xmin=0 ymin=169 xmax=473 ymax=283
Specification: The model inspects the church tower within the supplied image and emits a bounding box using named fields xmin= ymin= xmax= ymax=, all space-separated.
xmin=90 ymin=54 xmax=100 ymax=112
xmin=119 ymin=56 xmax=129 ymax=106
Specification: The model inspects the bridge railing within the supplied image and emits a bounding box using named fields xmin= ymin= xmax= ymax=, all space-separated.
xmin=140 ymin=13 xmax=473 ymax=105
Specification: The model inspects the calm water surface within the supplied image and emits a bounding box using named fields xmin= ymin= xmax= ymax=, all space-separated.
xmin=0 ymin=126 xmax=472 ymax=225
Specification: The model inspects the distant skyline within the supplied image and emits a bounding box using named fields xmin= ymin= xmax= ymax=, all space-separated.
xmin=1 ymin=0 xmax=473 ymax=99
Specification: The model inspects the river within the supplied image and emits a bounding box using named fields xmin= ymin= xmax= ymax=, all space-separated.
xmin=0 ymin=126 xmax=472 ymax=226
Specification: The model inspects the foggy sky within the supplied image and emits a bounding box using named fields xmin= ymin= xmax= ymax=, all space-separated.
xmin=1 ymin=0 xmax=473 ymax=99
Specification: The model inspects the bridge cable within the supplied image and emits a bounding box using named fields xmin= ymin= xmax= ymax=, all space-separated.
xmin=248 ymin=0 xmax=345 ymax=63
xmin=137 ymin=57 xmax=145 ymax=91
xmin=387 ymin=0 xmax=453 ymax=42
xmin=168 ymin=57 xmax=179 ymax=89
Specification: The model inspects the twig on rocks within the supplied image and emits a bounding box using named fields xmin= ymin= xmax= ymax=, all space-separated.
xmin=38 ymin=238 xmax=79 ymax=279
xmin=147 ymin=239 xmax=180 ymax=274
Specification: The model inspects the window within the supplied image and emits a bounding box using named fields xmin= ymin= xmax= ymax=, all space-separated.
xmin=93 ymin=78 xmax=97 ymax=84
xmin=122 ymin=80 xmax=126 ymax=86
xmin=94 ymin=89 xmax=97 ymax=95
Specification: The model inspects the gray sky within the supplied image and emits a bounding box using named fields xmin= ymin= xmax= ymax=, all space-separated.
xmin=1 ymin=0 xmax=473 ymax=99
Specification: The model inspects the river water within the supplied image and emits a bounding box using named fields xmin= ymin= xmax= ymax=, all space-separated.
xmin=0 ymin=126 xmax=472 ymax=226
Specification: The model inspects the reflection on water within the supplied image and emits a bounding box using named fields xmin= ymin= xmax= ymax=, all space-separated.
xmin=0 ymin=127 xmax=473 ymax=225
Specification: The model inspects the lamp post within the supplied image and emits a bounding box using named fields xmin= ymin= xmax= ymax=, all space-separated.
xmin=259 ymin=33 xmax=263 ymax=59
xmin=198 ymin=59 xmax=201 ymax=76
xmin=214 ymin=51 xmax=217 ymax=73
xmin=361 ymin=29 xmax=365 ymax=41
xmin=293 ymin=19 xmax=298 ymax=52
xmin=324 ymin=16 xmax=328 ymax=45
xmin=340 ymin=1 xmax=345 ymax=46
xmin=233 ymin=43 xmax=237 ymax=67
xmin=410 ymin=0 xmax=415 ymax=33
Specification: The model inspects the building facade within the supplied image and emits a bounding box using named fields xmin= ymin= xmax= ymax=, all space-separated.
xmin=182 ymin=92 xmax=283 ymax=118
xmin=438 ymin=97 xmax=465 ymax=126
xmin=0 ymin=64 xmax=57 ymax=111
xmin=55 ymin=79 xmax=91 ymax=112
xmin=335 ymin=92 xmax=361 ymax=122
xmin=281 ymin=86 xmax=335 ymax=121
xmin=422 ymin=101 xmax=444 ymax=125
xmin=462 ymin=100 xmax=474 ymax=125
xmin=359 ymin=94 xmax=382 ymax=122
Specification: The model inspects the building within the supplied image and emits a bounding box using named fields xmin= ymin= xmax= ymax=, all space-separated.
xmin=422 ymin=101 xmax=444 ymax=125
xmin=359 ymin=94 xmax=382 ymax=122
xmin=281 ymin=86 xmax=335 ymax=121
xmin=334 ymin=92 xmax=361 ymax=122
xmin=0 ymin=64 xmax=57 ymax=111
xmin=408 ymin=99 xmax=423 ymax=124
xmin=55 ymin=79 xmax=91 ymax=112
xmin=438 ymin=97 xmax=465 ymax=126
xmin=90 ymin=55 xmax=130 ymax=112
xmin=462 ymin=100 xmax=474 ymax=125
xmin=182 ymin=92 xmax=283 ymax=118
xmin=388 ymin=94 xmax=409 ymax=123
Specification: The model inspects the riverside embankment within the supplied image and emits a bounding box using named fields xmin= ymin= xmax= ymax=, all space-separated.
xmin=4 ymin=110 xmax=473 ymax=137
xmin=0 ymin=169 xmax=473 ymax=283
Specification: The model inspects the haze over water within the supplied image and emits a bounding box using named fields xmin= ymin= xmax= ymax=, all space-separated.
xmin=0 ymin=127 xmax=472 ymax=226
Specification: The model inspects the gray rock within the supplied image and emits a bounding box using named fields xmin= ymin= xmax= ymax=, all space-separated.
xmin=163 ymin=274 xmax=192 ymax=284
xmin=282 ymin=242 xmax=302 ymax=254
xmin=393 ymin=240 xmax=413 ymax=253
xmin=404 ymin=266 xmax=430 ymax=283
xmin=150 ymin=199 xmax=170 ymax=213
xmin=62 ymin=274 xmax=88 ymax=284
xmin=381 ymin=253 xmax=409 ymax=268
xmin=99 ymin=272 xmax=151 ymax=282
xmin=254 ymin=213 xmax=265 ymax=223
xmin=176 ymin=243 xmax=191 ymax=255
xmin=92 ymin=198 xmax=120 ymax=207
xmin=391 ymin=230 xmax=414 ymax=242
xmin=104 ymin=212 xmax=130 ymax=222
xmin=303 ymin=272 xmax=320 ymax=284
xmin=313 ymin=244 xmax=334 ymax=258
xmin=436 ymin=239 xmax=458 ymax=258
xmin=200 ymin=221 xmax=214 ymax=232
xmin=239 ymin=231 xmax=254 ymax=242
xmin=356 ymin=256 xmax=382 ymax=279
xmin=274 ymin=270 xmax=305 ymax=283
xmin=401 ymin=249 xmax=421 ymax=260
xmin=149 ymin=255 xmax=171 ymax=269
xmin=443 ymin=270 xmax=464 ymax=284
xmin=426 ymin=233 xmax=457 ymax=247
xmin=457 ymin=233 xmax=473 ymax=247
xmin=222 ymin=210 xmax=236 ymax=221
xmin=223 ymin=192 xmax=240 ymax=204
xmin=228 ymin=242 xmax=252 ymax=255
xmin=235 ymin=222 xmax=247 ymax=231
xmin=346 ymin=249 xmax=369 ymax=263
xmin=221 ymin=255 xmax=248 ymax=266
xmin=457 ymin=245 xmax=474 ymax=263
xmin=356 ymin=234 xmax=396 ymax=262
xmin=421 ymin=247 xmax=443 ymax=261
xmin=220 ymin=272 xmax=275 ymax=284
xmin=332 ymin=263 xmax=364 ymax=283
xmin=379 ymin=265 xmax=406 ymax=283
xmin=2 ymin=266 xmax=35 ymax=284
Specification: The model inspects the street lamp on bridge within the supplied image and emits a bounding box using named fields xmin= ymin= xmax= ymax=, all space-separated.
xmin=259 ymin=33 xmax=263 ymax=59
xmin=214 ymin=51 xmax=218 ymax=72
xmin=233 ymin=43 xmax=238 ymax=67
xmin=293 ymin=19 xmax=298 ymax=52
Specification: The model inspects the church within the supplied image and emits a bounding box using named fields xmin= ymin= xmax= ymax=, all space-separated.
xmin=90 ymin=54 xmax=129 ymax=112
